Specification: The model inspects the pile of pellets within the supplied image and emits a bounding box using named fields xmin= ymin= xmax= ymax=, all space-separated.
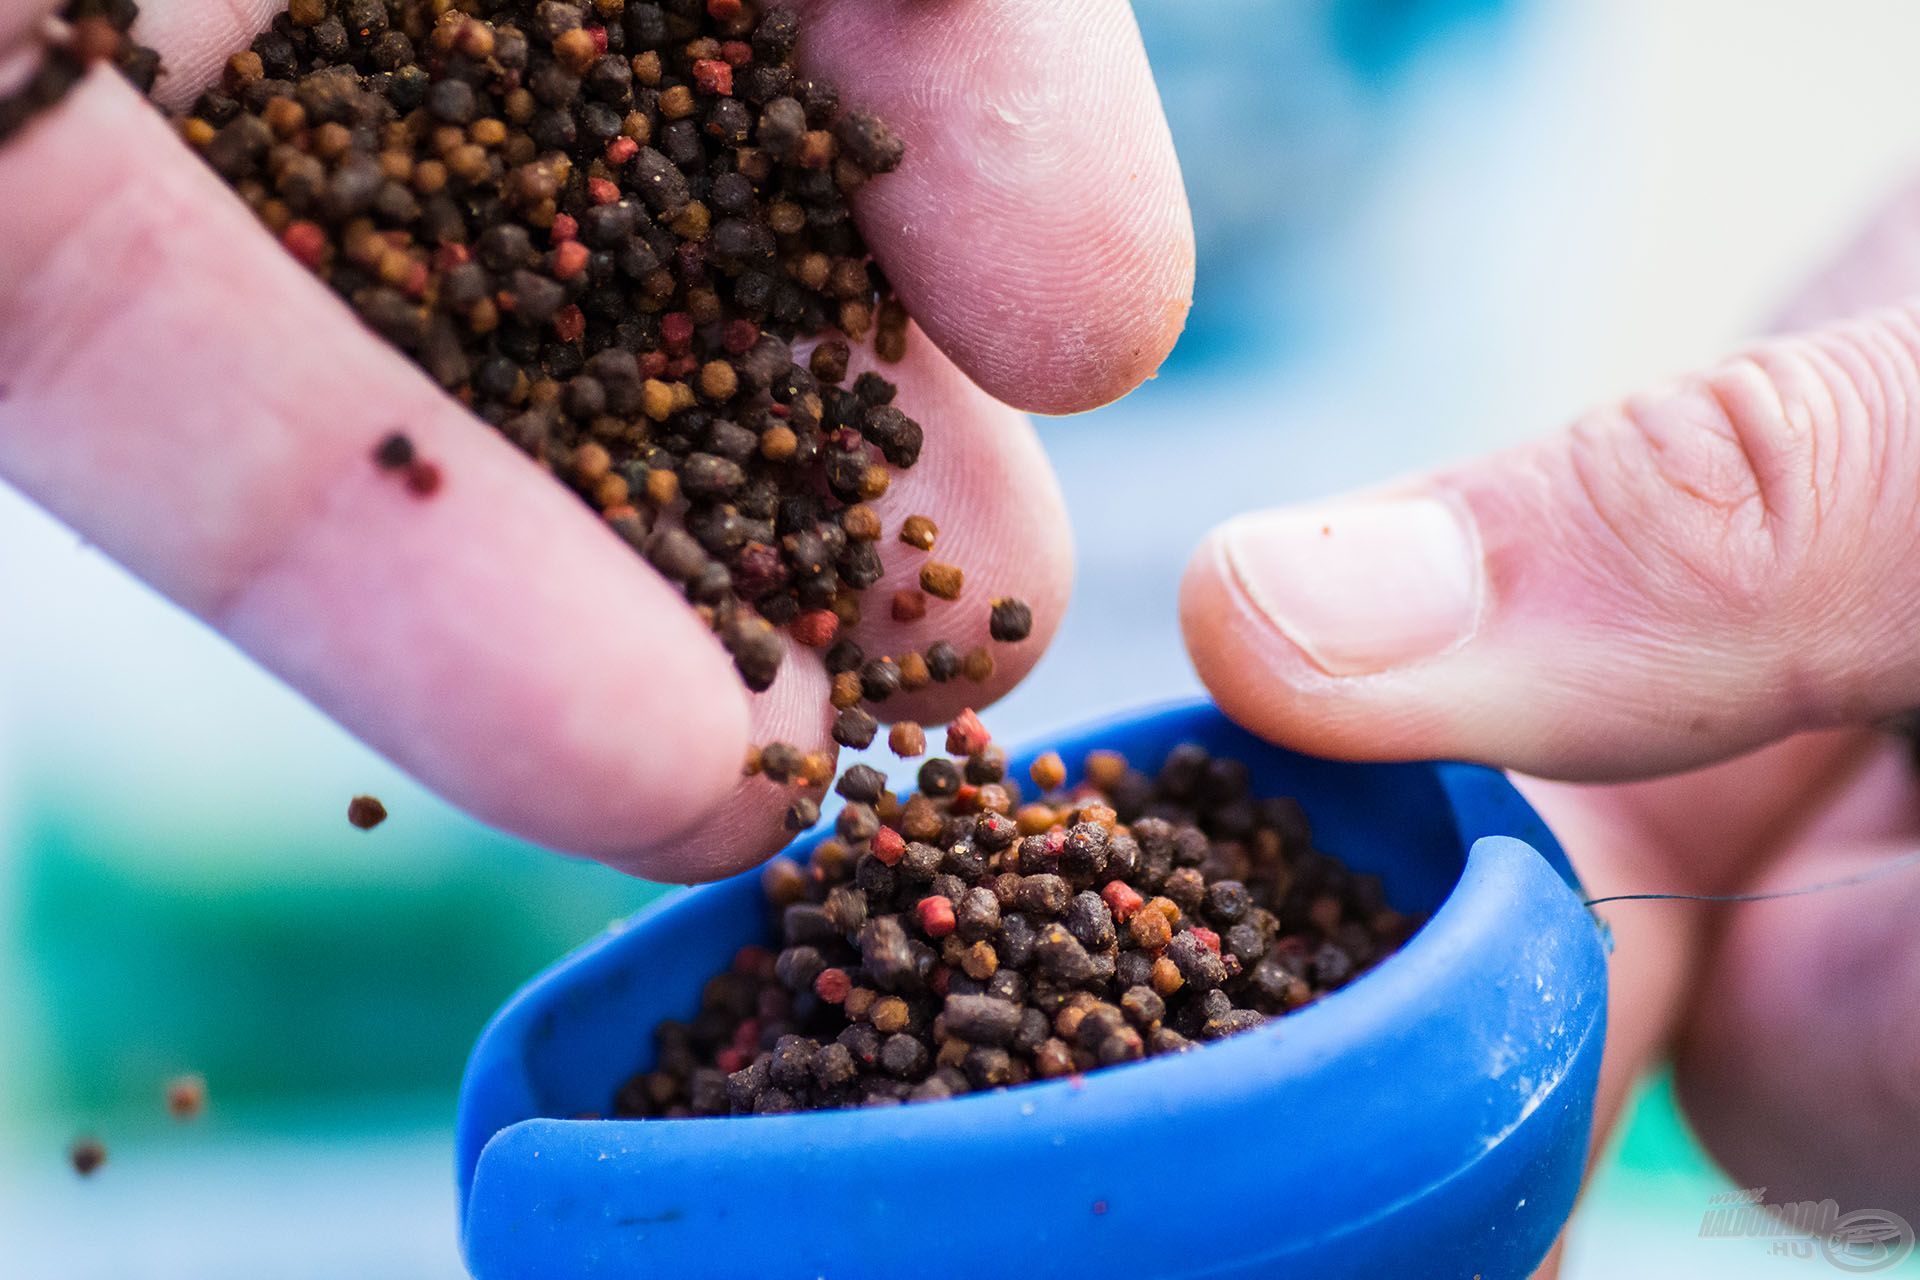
xmin=142 ymin=0 xmax=1028 ymax=695
xmin=613 ymin=728 xmax=1422 ymax=1116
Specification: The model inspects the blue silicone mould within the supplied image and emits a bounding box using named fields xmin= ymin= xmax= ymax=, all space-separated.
xmin=456 ymin=699 xmax=1608 ymax=1279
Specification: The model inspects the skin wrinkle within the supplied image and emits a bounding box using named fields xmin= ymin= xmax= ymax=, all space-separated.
xmin=1560 ymin=412 xmax=1696 ymax=595
xmin=1704 ymin=359 xmax=1798 ymax=543
xmin=1819 ymin=309 xmax=1920 ymax=534
xmin=1774 ymin=336 xmax=1852 ymax=539
xmin=1608 ymin=383 xmax=1795 ymax=617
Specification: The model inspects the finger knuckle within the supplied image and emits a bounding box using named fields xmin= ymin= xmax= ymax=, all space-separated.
xmin=1569 ymin=314 xmax=1920 ymax=620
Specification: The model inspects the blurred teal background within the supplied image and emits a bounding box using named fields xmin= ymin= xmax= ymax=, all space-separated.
xmin=6 ymin=1 xmax=1920 ymax=1275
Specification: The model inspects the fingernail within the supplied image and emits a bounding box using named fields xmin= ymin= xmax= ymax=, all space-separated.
xmin=1218 ymin=497 xmax=1483 ymax=676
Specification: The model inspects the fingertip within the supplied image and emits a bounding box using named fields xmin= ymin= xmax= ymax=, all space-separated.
xmin=1177 ymin=524 xmax=1450 ymax=763
xmin=603 ymin=645 xmax=837 ymax=883
xmin=805 ymin=0 xmax=1194 ymax=414
xmin=972 ymin=263 xmax=1192 ymax=417
xmin=1178 ymin=526 xmax=1297 ymax=744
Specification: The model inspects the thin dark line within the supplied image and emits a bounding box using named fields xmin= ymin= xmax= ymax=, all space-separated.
xmin=1584 ymin=849 xmax=1920 ymax=906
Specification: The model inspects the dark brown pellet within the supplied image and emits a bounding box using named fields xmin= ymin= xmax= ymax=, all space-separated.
xmin=989 ymin=598 xmax=1034 ymax=643
xmin=68 ymin=1137 xmax=106 ymax=1178
xmin=832 ymin=707 xmax=879 ymax=750
xmin=347 ymin=795 xmax=387 ymax=830
xmin=372 ymin=431 xmax=415 ymax=470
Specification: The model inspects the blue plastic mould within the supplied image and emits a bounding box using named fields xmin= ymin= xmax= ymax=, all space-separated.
xmin=457 ymin=699 xmax=1608 ymax=1279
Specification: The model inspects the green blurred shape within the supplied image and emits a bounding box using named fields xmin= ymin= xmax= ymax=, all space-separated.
xmin=10 ymin=793 xmax=666 ymax=1122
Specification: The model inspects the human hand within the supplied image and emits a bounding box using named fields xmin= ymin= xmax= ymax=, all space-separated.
xmin=1179 ymin=182 xmax=1920 ymax=1237
xmin=0 ymin=0 xmax=1193 ymax=877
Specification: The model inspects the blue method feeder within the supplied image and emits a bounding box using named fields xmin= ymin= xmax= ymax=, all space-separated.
xmin=456 ymin=700 xmax=1608 ymax=1279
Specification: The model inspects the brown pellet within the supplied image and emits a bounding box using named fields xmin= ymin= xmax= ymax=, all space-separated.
xmin=1029 ymin=752 xmax=1067 ymax=792
xmin=888 ymin=722 xmax=926 ymax=758
xmin=962 ymin=647 xmax=996 ymax=683
xmin=899 ymin=514 xmax=937 ymax=551
xmin=919 ymin=562 xmax=963 ymax=601
xmin=1084 ymin=751 xmax=1129 ymax=792
xmin=165 ymin=1074 xmax=208 ymax=1121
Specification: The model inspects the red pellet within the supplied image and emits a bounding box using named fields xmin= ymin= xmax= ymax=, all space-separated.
xmin=404 ymin=460 xmax=443 ymax=496
xmin=890 ymin=590 xmax=926 ymax=623
xmin=871 ymin=826 xmax=905 ymax=866
xmin=1101 ymin=880 xmax=1145 ymax=922
xmin=720 ymin=40 xmax=753 ymax=66
xmin=552 ymin=240 xmax=590 ymax=280
xmin=549 ymin=212 xmax=578 ymax=242
xmin=281 ymin=220 xmax=327 ymax=270
xmin=165 ymin=1074 xmax=207 ymax=1121
xmin=945 ymin=708 xmax=990 ymax=757
xmin=813 ymin=967 xmax=852 ymax=1003
xmin=917 ymin=896 xmax=957 ymax=938
xmin=1191 ymin=927 xmax=1222 ymax=955
xmin=692 ymin=59 xmax=733 ymax=96
xmin=606 ymin=136 xmax=638 ymax=165
xmin=552 ymin=304 xmax=586 ymax=342
xmin=791 ymin=609 xmax=839 ymax=648
xmin=661 ymin=311 xmax=695 ymax=349
xmin=733 ymin=944 xmax=776 ymax=979
xmin=707 ymin=0 xmax=743 ymax=19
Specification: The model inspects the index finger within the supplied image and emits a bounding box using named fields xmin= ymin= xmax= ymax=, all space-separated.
xmin=801 ymin=0 xmax=1194 ymax=415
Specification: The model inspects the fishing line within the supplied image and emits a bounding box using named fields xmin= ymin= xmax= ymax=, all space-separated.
xmin=1583 ymin=848 xmax=1920 ymax=907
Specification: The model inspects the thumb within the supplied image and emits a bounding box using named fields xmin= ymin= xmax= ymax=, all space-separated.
xmin=1181 ymin=302 xmax=1920 ymax=780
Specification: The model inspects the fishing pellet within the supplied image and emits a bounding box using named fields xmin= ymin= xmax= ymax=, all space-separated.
xmin=165 ymin=1074 xmax=208 ymax=1121
xmin=347 ymin=795 xmax=388 ymax=830
xmin=898 ymin=514 xmax=937 ymax=551
xmin=613 ymin=738 xmax=1421 ymax=1117
xmin=68 ymin=1137 xmax=106 ymax=1178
